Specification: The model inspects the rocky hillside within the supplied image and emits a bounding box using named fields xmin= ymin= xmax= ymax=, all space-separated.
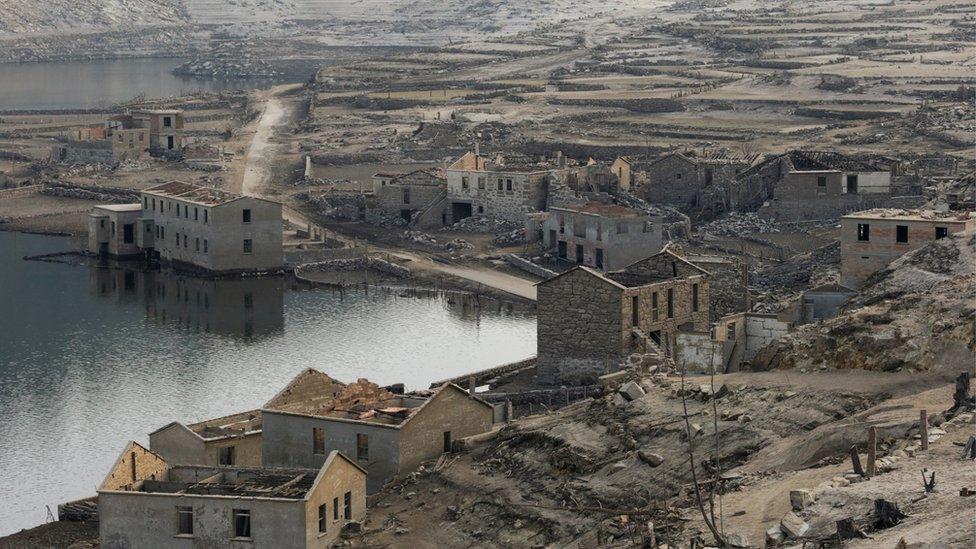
xmin=754 ymin=229 xmax=976 ymax=373
xmin=0 ymin=0 xmax=186 ymax=34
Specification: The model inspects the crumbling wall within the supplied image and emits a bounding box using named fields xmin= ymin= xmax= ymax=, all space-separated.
xmin=743 ymin=314 xmax=789 ymax=361
xmin=675 ymin=331 xmax=729 ymax=373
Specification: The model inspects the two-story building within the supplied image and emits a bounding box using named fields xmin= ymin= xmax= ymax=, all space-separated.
xmin=370 ymin=168 xmax=447 ymax=227
xmin=131 ymin=109 xmax=185 ymax=153
xmin=638 ymin=150 xmax=759 ymax=213
xmin=445 ymin=151 xmax=571 ymax=224
xmin=52 ymin=119 xmax=150 ymax=164
xmin=536 ymin=249 xmax=711 ymax=385
xmin=261 ymin=381 xmax=496 ymax=493
xmin=139 ymin=180 xmax=283 ymax=274
xmin=840 ymin=209 xmax=975 ymax=288
xmin=88 ymin=204 xmax=144 ymax=257
xmin=98 ymin=441 xmax=366 ymax=549
xmin=542 ymin=202 xmax=663 ymax=271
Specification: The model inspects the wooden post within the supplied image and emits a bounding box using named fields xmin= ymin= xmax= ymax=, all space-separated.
xmin=920 ymin=409 xmax=929 ymax=451
xmin=866 ymin=426 xmax=877 ymax=477
xmin=468 ymin=376 xmax=476 ymax=395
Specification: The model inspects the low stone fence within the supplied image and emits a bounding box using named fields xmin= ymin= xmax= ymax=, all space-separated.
xmin=503 ymin=253 xmax=557 ymax=279
xmin=41 ymin=181 xmax=139 ymax=203
xmin=431 ymin=357 xmax=537 ymax=389
xmin=294 ymin=255 xmax=411 ymax=280
xmin=0 ymin=184 xmax=42 ymax=199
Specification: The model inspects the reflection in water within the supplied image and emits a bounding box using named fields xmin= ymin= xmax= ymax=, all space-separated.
xmin=0 ymin=232 xmax=536 ymax=535
xmin=89 ymin=267 xmax=285 ymax=338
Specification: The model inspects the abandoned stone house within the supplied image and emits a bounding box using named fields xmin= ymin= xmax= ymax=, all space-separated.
xmin=745 ymin=150 xmax=921 ymax=221
xmin=839 ymin=208 xmax=975 ymax=288
xmin=541 ymin=202 xmax=663 ymax=271
xmin=675 ymin=312 xmax=790 ymax=374
xmin=536 ymin=249 xmax=711 ymax=385
xmin=150 ymin=369 xmax=347 ymax=468
xmin=564 ymin=160 xmax=625 ymax=194
xmin=51 ymin=120 xmax=150 ymax=164
xmin=137 ymin=180 xmax=283 ymax=273
xmin=130 ymin=109 xmax=185 ymax=153
xmin=638 ymin=150 xmax=759 ymax=214
xmin=98 ymin=441 xmax=366 ymax=549
xmin=445 ymin=150 xmax=572 ymax=224
xmin=370 ymin=168 xmax=447 ymax=227
xmin=610 ymin=156 xmax=632 ymax=191
xmin=261 ymin=381 xmax=496 ymax=493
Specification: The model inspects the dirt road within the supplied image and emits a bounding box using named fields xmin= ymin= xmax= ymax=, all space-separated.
xmin=240 ymin=87 xmax=540 ymax=301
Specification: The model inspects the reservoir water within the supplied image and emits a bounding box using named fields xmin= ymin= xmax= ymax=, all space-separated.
xmin=0 ymin=231 xmax=536 ymax=535
xmin=0 ymin=58 xmax=294 ymax=111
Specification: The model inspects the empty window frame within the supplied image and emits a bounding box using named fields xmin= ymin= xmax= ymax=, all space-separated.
xmin=505 ymin=179 xmax=513 ymax=191
xmin=233 ymin=509 xmax=251 ymax=539
xmin=857 ymin=223 xmax=870 ymax=242
xmin=477 ymin=176 xmax=486 ymax=189
xmin=356 ymin=433 xmax=369 ymax=461
xmin=846 ymin=174 xmax=858 ymax=194
xmin=443 ymin=431 xmax=452 ymax=453
xmin=242 ymin=209 xmax=252 ymax=223
xmin=631 ymin=296 xmax=639 ymax=325
xmin=176 ymin=506 xmax=193 ymax=535
xmin=318 ymin=503 xmax=327 ymax=533
xmin=344 ymin=492 xmax=352 ymax=520
xmin=218 ymin=445 xmax=235 ymax=466
xmin=312 ymin=427 xmax=325 ymax=455
xmin=203 ymin=239 xmax=208 ymax=253
xmin=667 ymin=288 xmax=674 ymax=318
xmin=616 ymin=222 xmax=628 ymax=235
xmin=402 ymin=187 xmax=411 ymax=204
xmin=816 ymin=175 xmax=827 ymax=194
xmin=651 ymin=292 xmax=659 ymax=321
xmin=333 ymin=497 xmax=339 ymax=521
xmin=895 ymin=225 xmax=908 ymax=243
xmin=461 ymin=176 xmax=469 ymax=190
xmin=497 ymin=178 xmax=504 ymax=191
xmin=692 ymin=283 xmax=699 ymax=313
xmin=935 ymin=226 xmax=948 ymax=239
xmin=243 ymin=239 xmax=253 ymax=254
xmin=204 ymin=210 xmax=208 ymax=223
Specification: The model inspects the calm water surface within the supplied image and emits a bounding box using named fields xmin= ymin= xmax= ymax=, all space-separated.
xmin=0 ymin=232 xmax=536 ymax=535
xmin=0 ymin=58 xmax=293 ymax=111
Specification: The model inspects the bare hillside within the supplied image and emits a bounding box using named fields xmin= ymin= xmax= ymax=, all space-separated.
xmin=0 ymin=0 xmax=186 ymax=34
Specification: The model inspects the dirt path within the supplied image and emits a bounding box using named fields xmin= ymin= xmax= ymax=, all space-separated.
xmin=391 ymin=251 xmax=538 ymax=301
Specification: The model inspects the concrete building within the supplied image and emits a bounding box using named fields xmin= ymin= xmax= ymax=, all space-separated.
xmin=676 ymin=312 xmax=790 ymax=373
xmin=542 ymin=202 xmax=662 ymax=271
xmin=839 ymin=209 xmax=975 ymax=288
xmin=140 ymin=180 xmax=283 ymax=274
xmin=262 ymin=381 xmax=495 ymax=493
xmin=744 ymin=151 xmax=923 ymax=221
xmin=536 ymin=249 xmax=711 ymax=385
xmin=131 ymin=109 xmax=185 ymax=153
xmin=98 ymin=441 xmax=366 ymax=549
xmin=88 ymin=204 xmax=144 ymax=257
xmin=150 ymin=369 xmax=347 ymax=468
xmin=370 ymin=168 xmax=447 ymax=227
xmin=445 ymin=151 xmax=571 ymax=224
xmin=796 ymin=283 xmax=857 ymax=325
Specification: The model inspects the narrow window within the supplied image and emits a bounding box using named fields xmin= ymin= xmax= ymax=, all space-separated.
xmin=218 ymin=446 xmax=235 ymax=466
xmin=857 ymin=223 xmax=870 ymax=242
xmin=152 ymin=198 xmax=156 ymax=211
xmin=631 ymin=296 xmax=639 ymax=325
xmin=726 ymin=324 xmax=735 ymax=340
xmin=176 ymin=506 xmax=193 ymax=535
xmin=100 ymin=219 xmax=105 ymax=229
xmin=123 ymin=224 xmax=134 ymax=244
xmin=194 ymin=207 xmax=198 ymax=221
xmin=935 ymin=226 xmax=948 ymax=239
xmin=163 ymin=116 xmax=172 ymax=128
xmin=244 ymin=293 xmax=253 ymax=309
xmin=846 ymin=174 xmax=858 ymax=194
xmin=233 ymin=509 xmax=251 ymax=539
xmin=497 ymin=178 xmax=503 ymax=191
xmin=204 ymin=210 xmax=208 ymax=223
xmin=477 ymin=177 xmax=485 ymax=189
xmin=111 ymin=221 xmax=116 ymax=236
xmin=203 ymin=239 xmax=208 ymax=253
xmin=312 ymin=427 xmax=325 ymax=455
xmin=183 ymin=234 xmax=188 ymax=249
xmin=506 ymin=179 xmax=513 ymax=191
xmin=402 ymin=187 xmax=411 ymax=204
xmin=356 ymin=433 xmax=369 ymax=461
xmin=318 ymin=504 xmax=327 ymax=533
xmin=243 ymin=239 xmax=252 ymax=254
xmin=243 ymin=209 xmax=252 ymax=223
xmin=692 ymin=284 xmax=699 ymax=313
xmin=667 ymin=288 xmax=674 ymax=318
xmin=443 ymin=431 xmax=452 ymax=453
xmin=343 ymin=492 xmax=352 ymax=520
xmin=195 ymin=238 xmax=200 ymax=252
xmin=896 ymin=225 xmax=908 ymax=243
xmin=184 ymin=206 xmax=188 ymax=219
xmin=652 ymin=292 xmax=659 ymax=321
xmin=461 ymin=176 xmax=469 ymax=190
xmin=144 ymin=197 xmax=148 ymax=208
xmin=176 ymin=204 xmax=180 ymax=217
xmin=333 ymin=497 xmax=339 ymax=521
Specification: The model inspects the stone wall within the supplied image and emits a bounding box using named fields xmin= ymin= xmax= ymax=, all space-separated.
xmin=536 ymin=268 xmax=625 ymax=385
xmin=743 ymin=314 xmax=790 ymax=361
xmin=675 ymin=332 xmax=731 ymax=373
xmin=503 ymin=253 xmax=557 ymax=278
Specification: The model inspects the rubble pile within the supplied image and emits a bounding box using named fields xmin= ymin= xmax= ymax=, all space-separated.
xmin=492 ymin=228 xmax=525 ymax=247
xmin=753 ymin=230 xmax=976 ymax=373
xmin=173 ymin=41 xmax=282 ymax=80
xmin=695 ymin=212 xmax=780 ymax=237
xmin=297 ymin=191 xmax=364 ymax=221
xmin=447 ymin=215 xmax=521 ymax=234
xmin=753 ymin=241 xmax=840 ymax=292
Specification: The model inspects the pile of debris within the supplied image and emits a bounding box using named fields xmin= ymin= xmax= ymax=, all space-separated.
xmin=753 ymin=230 xmax=975 ymax=373
xmin=492 ymin=228 xmax=525 ymax=247
xmin=297 ymin=191 xmax=364 ymax=221
xmin=695 ymin=212 xmax=780 ymax=237
xmin=172 ymin=41 xmax=281 ymax=79
xmin=447 ymin=215 xmax=521 ymax=234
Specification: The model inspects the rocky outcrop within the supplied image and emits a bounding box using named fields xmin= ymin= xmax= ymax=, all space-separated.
xmin=753 ymin=230 xmax=975 ymax=372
